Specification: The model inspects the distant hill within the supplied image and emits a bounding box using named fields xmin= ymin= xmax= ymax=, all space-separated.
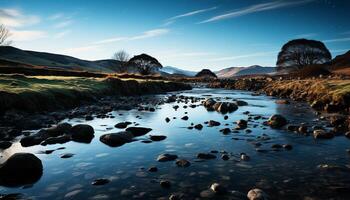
xmin=331 ymin=50 xmax=350 ymax=69
xmin=195 ymin=69 xmax=217 ymax=78
xmin=160 ymin=66 xmax=197 ymax=77
xmin=0 ymin=46 xmax=122 ymax=73
xmin=215 ymin=65 xmax=276 ymax=78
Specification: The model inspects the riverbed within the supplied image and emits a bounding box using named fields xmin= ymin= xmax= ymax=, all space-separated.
xmin=1 ymin=88 xmax=349 ymax=200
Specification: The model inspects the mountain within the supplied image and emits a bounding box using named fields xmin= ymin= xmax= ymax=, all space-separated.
xmin=215 ymin=65 xmax=276 ymax=78
xmin=331 ymin=50 xmax=350 ymax=69
xmin=0 ymin=46 xmax=122 ymax=72
xmin=160 ymin=66 xmax=197 ymax=77
xmin=195 ymin=69 xmax=217 ymax=78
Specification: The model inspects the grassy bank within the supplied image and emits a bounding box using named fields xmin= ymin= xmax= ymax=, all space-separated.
xmin=0 ymin=74 xmax=191 ymax=113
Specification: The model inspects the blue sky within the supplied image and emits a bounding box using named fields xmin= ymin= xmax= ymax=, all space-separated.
xmin=0 ymin=0 xmax=349 ymax=71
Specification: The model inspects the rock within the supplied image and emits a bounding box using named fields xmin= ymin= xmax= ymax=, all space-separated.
xmin=149 ymin=135 xmax=167 ymax=141
xmin=181 ymin=116 xmax=189 ymax=120
xmin=20 ymin=135 xmax=43 ymax=147
xmin=345 ymin=132 xmax=350 ymax=138
xmin=313 ymin=129 xmax=334 ymax=139
xmin=85 ymin=115 xmax=93 ymax=121
xmin=298 ymin=125 xmax=308 ymax=134
xmin=125 ymin=127 xmax=152 ymax=137
xmin=247 ymin=188 xmax=269 ymax=200
xmin=194 ymin=124 xmax=203 ymax=130
xmin=165 ymin=117 xmax=170 ymax=123
xmin=157 ymin=154 xmax=178 ymax=162
xmin=267 ymin=114 xmax=287 ymax=128
xmin=287 ymin=125 xmax=298 ymax=132
xmin=217 ymin=102 xmax=238 ymax=113
xmin=240 ymin=153 xmax=250 ymax=161
xmin=271 ymin=144 xmax=283 ymax=149
xmin=160 ymin=180 xmax=171 ymax=188
xmin=275 ymin=100 xmax=290 ymax=104
xmin=203 ymin=98 xmax=216 ymax=107
xmin=60 ymin=153 xmax=74 ymax=158
xmin=71 ymin=124 xmax=94 ymax=143
xmin=197 ymin=153 xmax=216 ymax=159
xmin=0 ymin=141 xmax=12 ymax=150
xmin=220 ymin=128 xmax=231 ymax=135
xmin=114 ymin=122 xmax=132 ymax=129
xmin=175 ymin=159 xmax=191 ymax=167
xmin=100 ymin=132 xmax=134 ymax=147
xmin=92 ymin=178 xmax=110 ymax=186
xmin=237 ymin=120 xmax=248 ymax=129
xmin=41 ymin=135 xmax=71 ymax=145
xmin=169 ymin=194 xmax=181 ymax=200
xmin=224 ymin=115 xmax=229 ymax=120
xmin=210 ymin=183 xmax=227 ymax=194
xmin=148 ymin=166 xmax=158 ymax=172
xmin=235 ymin=100 xmax=248 ymax=106
xmin=0 ymin=153 xmax=43 ymax=187
xmin=221 ymin=154 xmax=229 ymax=161
xmin=208 ymin=120 xmax=221 ymax=127
xmin=283 ymin=144 xmax=293 ymax=150
xmin=45 ymin=123 xmax=72 ymax=137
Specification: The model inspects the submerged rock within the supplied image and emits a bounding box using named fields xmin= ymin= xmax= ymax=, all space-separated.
xmin=92 ymin=178 xmax=110 ymax=186
xmin=197 ymin=153 xmax=216 ymax=159
xmin=175 ymin=159 xmax=191 ymax=167
xmin=210 ymin=183 xmax=227 ymax=194
xmin=194 ymin=124 xmax=203 ymax=130
xmin=208 ymin=120 xmax=221 ymax=127
xmin=114 ymin=122 xmax=132 ymax=129
xmin=149 ymin=135 xmax=167 ymax=141
xmin=313 ymin=129 xmax=334 ymax=139
xmin=0 ymin=153 xmax=43 ymax=187
xmin=160 ymin=180 xmax=171 ymax=188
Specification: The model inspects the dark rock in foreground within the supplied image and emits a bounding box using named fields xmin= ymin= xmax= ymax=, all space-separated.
xmin=71 ymin=124 xmax=94 ymax=143
xmin=100 ymin=132 xmax=134 ymax=147
xmin=0 ymin=153 xmax=43 ymax=187
xmin=125 ymin=127 xmax=152 ymax=137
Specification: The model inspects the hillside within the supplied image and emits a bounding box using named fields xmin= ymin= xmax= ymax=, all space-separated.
xmin=0 ymin=46 xmax=122 ymax=73
xmin=331 ymin=50 xmax=350 ymax=69
xmin=160 ymin=66 xmax=197 ymax=76
xmin=215 ymin=65 xmax=275 ymax=78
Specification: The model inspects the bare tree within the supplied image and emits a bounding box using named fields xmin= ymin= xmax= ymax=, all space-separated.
xmin=276 ymin=39 xmax=331 ymax=72
xmin=112 ymin=50 xmax=129 ymax=62
xmin=0 ymin=24 xmax=12 ymax=46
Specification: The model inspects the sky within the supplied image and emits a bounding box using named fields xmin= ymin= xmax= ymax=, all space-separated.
xmin=0 ymin=0 xmax=349 ymax=71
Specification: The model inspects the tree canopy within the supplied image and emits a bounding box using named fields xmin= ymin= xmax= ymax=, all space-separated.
xmin=126 ymin=54 xmax=162 ymax=75
xmin=276 ymin=39 xmax=331 ymax=72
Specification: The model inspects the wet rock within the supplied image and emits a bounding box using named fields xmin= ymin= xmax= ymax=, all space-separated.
xmin=283 ymin=144 xmax=293 ymax=150
xmin=0 ymin=153 xmax=43 ymax=187
xmin=208 ymin=120 xmax=221 ymax=127
xmin=114 ymin=122 xmax=132 ymax=129
xmin=149 ymin=135 xmax=167 ymax=141
xmin=313 ymin=129 xmax=334 ymax=139
xmin=61 ymin=153 xmax=74 ymax=158
xmin=20 ymin=135 xmax=43 ymax=147
xmin=41 ymin=135 xmax=71 ymax=145
xmin=287 ymin=125 xmax=298 ymax=132
xmin=236 ymin=119 xmax=248 ymax=129
xmin=221 ymin=154 xmax=229 ymax=161
xmin=197 ymin=153 xmax=216 ymax=159
xmin=194 ymin=124 xmax=203 ymax=130
xmin=275 ymin=100 xmax=290 ymax=104
xmin=71 ymin=124 xmax=94 ymax=143
xmin=220 ymin=128 xmax=231 ymax=135
xmin=175 ymin=159 xmax=191 ymax=167
xmin=165 ymin=117 xmax=170 ymax=123
xmin=210 ymin=183 xmax=227 ymax=194
xmin=125 ymin=127 xmax=152 ymax=137
xmin=271 ymin=144 xmax=283 ymax=149
xmin=235 ymin=100 xmax=248 ymax=106
xmin=92 ymin=178 xmax=110 ymax=186
xmin=298 ymin=125 xmax=308 ymax=134
xmin=181 ymin=116 xmax=189 ymax=120
xmin=160 ymin=180 xmax=171 ymax=188
xmin=148 ymin=166 xmax=158 ymax=172
xmin=157 ymin=154 xmax=178 ymax=162
xmin=45 ymin=123 xmax=72 ymax=137
xmin=100 ymin=132 xmax=134 ymax=147
xmin=217 ymin=102 xmax=238 ymax=113
xmin=345 ymin=131 xmax=350 ymax=138
xmin=247 ymin=188 xmax=269 ymax=200
xmin=203 ymin=98 xmax=216 ymax=107
xmin=267 ymin=114 xmax=287 ymax=128
xmin=240 ymin=153 xmax=250 ymax=161
xmin=85 ymin=115 xmax=93 ymax=121
xmin=224 ymin=115 xmax=229 ymax=120
xmin=0 ymin=141 xmax=12 ymax=150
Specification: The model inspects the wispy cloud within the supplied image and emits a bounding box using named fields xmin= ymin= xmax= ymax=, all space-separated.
xmin=323 ymin=37 xmax=350 ymax=43
xmin=49 ymin=13 xmax=64 ymax=20
xmin=163 ymin=6 xmax=217 ymax=26
xmin=53 ymin=19 xmax=73 ymax=28
xmin=61 ymin=45 xmax=100 ymax=54
xmin=10 ymin=30 xmax=47 ymax=41
xmin=54 ymin=30 xmax=71 ymax=39
xmin=295 ymin=33 xmax=317 ymax=38
xmin=0 ymin=8 xmax=40 ymax=27
xmin=199 ymin=0 xmax=314 ymax=24
xmin=207 ymin=51 xmax=277 ymax=62
xmin=94 ymin=29 xmax=169 ymax=45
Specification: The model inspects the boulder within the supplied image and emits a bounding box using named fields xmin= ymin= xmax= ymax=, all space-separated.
xmin=0 ymin=153 xmax=43 ymax=187
xmin=203 ymin=98 xmax=216 ymax=108
xmin=313 ymin=129 xmax=334 ymax=139
xmin=100 ymin=132 xmax=134 ymax=147
xmin=115 ymin=122 xmax=132 ymax=129
xmin=208 ymin=120 xmax=221 ymax=127
xmin=149 ymin=135 xmax=167 ymax=141
xmin=0 ymin=141 xmax=12 ymax=150
xmin=175 ymin=159 xmax=191 ymax=167
xmin=197 ymin=153 xmax=216 ymax=159
xmin=157 ymin=154 xmax=178 ymax=162
xmin=210 ymin=183 xmax=227 ymax=194
xmin=125 ymin=127 xmax=152 ymax=137
xmin=247 ymin=188 xmax=269 ymax=200
xmin=71 ymin=124 xmax=94 ymax=143
xmin=267 ymin=114 xmax=287 ymax=128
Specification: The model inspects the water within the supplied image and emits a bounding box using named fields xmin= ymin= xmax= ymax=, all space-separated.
xmin=1 ymin=88 xmax=350 ymax=199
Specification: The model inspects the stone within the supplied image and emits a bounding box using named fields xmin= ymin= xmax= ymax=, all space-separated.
xmin=149 ymin=135 xmax=167 ymax=141
xmin=92 ymin=178 xmax=110 ymax=186
xmin=61 ymin=153 xmax=74 ymax=158
xmin=148 ymin=166 xmax=158 ymax=172
xmin=247 ymin=188 xmax=269 ymax=200
xmin=208 ymin=120 xmax=221 ymax=127
xmin=114 ymin=122 xmax=132 ymax=129
xmin=71 ymin=124 xmax=94 ymax=143
xmin=181 ymin=116 xmax=189 ymax=120
xmin=220 ymin=128 xmax=231 ymax=135
xmin=197 ymin=153 xmax=216 ymax=159
xmin=157 ymin=154 xmax=178 ymax=162
xmin=267 ymin=114 xmax=287 ymax=128
xmin=125 ymin=127 xmax=152 ymax=137
xmin=194 ymin=124 xmax=203 ymax=130
xmin=0 ymin=141 xmax=12 ymax=150
xmin=210 ymin=183 xmax=227 ymax=194
xmin=0 ymin=153 xmax=43 ymax=187
xmin=175 ymin=159 xmax=191 ymax=167
xmin=160 ymin=180 xmax=171 ymax=188
xmin=240 ymin=153 xmax=250 ymax=161
xmin=221 ymin=154 xmax=229 ymax=161
xmin=100 ymin=132 xmax=134 ymax=147
xmin=313 ymin=129 xmax=334 ymax=139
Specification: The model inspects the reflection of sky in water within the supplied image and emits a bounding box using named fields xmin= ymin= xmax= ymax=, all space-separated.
xmin=0 ymin=88 xmax=349 ymax=199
